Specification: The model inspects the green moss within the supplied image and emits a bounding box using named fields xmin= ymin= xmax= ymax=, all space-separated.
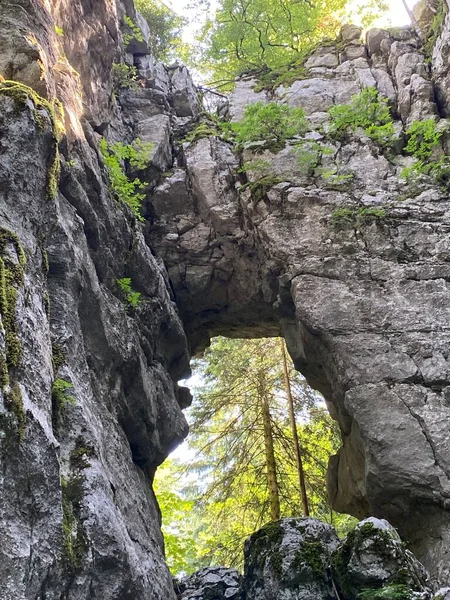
xmin=247 ymin=520 xmax=284 ymax=575
xmin=181 ymin=119 xmax=232 ymax=144
xmin=4 ymin=382 xmax=26 ymax=443
xmin=52 ymin=378 xmax=75 ymax=431
xmin=61 ymin=475 xmax=87 ymax=568
xmin=423 ymin=0 xmax=447 ymax=57
xmin=0 ymin=81 xmax=61 ymax=200
xmin=331 ymin=207 xmax=386 ymax=230
xmin=241 ymin=175 xmax=284 ymax=202
xmin=70 ymin=437 xmax=96 ymax=470
xmin=358 ymin=584 xmax=414 ymax=600
xmin=51 ymin=344 xmax=67 ymax=372
xmin=0 ymin=228 xmax=26 ymax=382
xmin=297 ymin=541 xmax=325 ymax=577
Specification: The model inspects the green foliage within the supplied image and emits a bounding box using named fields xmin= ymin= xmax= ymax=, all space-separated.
xmin=0 ymin=228 xmax=26 ymax=387
xmin=328 ymin=87 xmax=395 ymax=148
xmin=231 ymin=102 xmax=307 ymax=149
xmin=153 ymin=460 xmax=198 ymax=575
xmin=52 ymin=378 xmax=75 ymax=431
xmin=134 ymin=0 xmax=186 ymax=61
xmin=122 ymin=15 xmax=144 ymax=48
xmin=423 ymin=0 xmax=447 ymax=57
xmin=61 ymin=475 xmax=87 ymax=568
xmin=116 ymin=277 xmax=141 ymax=308
xmin=253 ymin=58 xmax=309 ymax=92
xmin=404 ymin=119 xmax=442 ymax=161
xmin=358 ymin=584 xmax=414 ymax=600
xmin=155 ymin=337 xmax=355 ymax=572
xmin=331 ymin=207 xmax=386 ymax=229
xmin=54 ymin=25 xmax=64 ymax=37
xmin=99 ymin=138 xmax=154 ymax=220
xmin=198 ymin=0 xmax=349 ymax=87
xmin=111 ymin=63 xmax=138 ymax=90
xmin=4 ymin=383 xmax=26 ymax=443
xmin=401 ymin=118 xmax=450 ymax=186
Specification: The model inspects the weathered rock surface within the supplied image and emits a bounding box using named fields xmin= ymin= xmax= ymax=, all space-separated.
xmin=2 ymin=0 xmax=450 ymax=597
xmin=243 ymin=518 xmax=339 ymax=600
xmin=331 ymin=518 xmax=431 ymax=599
xmin=178 ymin=567 xmax=242 ymax=600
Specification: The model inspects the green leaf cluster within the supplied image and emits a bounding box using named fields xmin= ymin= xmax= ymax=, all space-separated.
xmin=116 ymin=278 xmax=141 ymax=308
xmin=122 ymin=15 xmax=144 ymax=48
xmin=401 ymin=118 xmax=450 ymax=186
xmin=111 ymin=63 xmax=138 ymax=90
xmin=99 ymin=138 xmax=154 ymax=220
xmin=331 ymin=207 xmax=386 ymax=229
xmin=231 ymin=102 xmax=307 ymax=149
xmin=134 ymin=0 xmax=187 ymax=61
xmin=328 ymin=87 xmax=395 ymax=148
xmin=198 ymin=0 xmax=349 ymax=87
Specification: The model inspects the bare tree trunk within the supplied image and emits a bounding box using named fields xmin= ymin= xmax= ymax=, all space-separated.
xmin=281 ymin=339 xmax=310 ymax=517
xmin=401 ymin=0 xmax=424 ymax=38
xmin=258 ymin=370 xmax=281 ymax=521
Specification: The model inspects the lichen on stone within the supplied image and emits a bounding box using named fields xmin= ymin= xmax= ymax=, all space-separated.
xmin=0 ymin=80 xmax=62 ymax=200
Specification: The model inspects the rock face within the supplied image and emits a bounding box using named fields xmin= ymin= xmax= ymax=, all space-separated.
xmin=2 ymin=0 xmax=450 ymax=597
xmin=243 ymin=518 xmax=339 ymax=600
xmin=183 ymin=518 xmax=435 ymax=600
xmin=178 ymin=567 xmax=242 ymax=600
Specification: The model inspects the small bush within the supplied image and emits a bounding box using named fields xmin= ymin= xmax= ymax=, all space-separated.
xmin=401 ymin=118 xmax=450 ymax=185
xmin=231 ymin=102 xmax=307 ymax=149
xmin=328 ymin=87 xmax=395 ymax=148
xmin=99 ymin=138 xmax=154 ymax=220
xmin=117 ymin=278 xmax=141 ymax=308
xmin=112 ymin=63 xmax=138 ymax=90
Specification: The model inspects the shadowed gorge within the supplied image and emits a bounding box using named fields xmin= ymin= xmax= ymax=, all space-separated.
xmin=1 ymin=0 xmax=450 ymax=598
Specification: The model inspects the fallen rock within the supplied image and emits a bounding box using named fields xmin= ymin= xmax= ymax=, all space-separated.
xmin=243 ymin=518 xmax=339 ymax=600
xmin=331 ymin=518 xmax=431 ymax=599
xmin=179 ymin=566 xmax=242 ymax=600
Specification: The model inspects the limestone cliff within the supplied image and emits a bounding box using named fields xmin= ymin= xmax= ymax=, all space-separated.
xmin=1 ymin=0 xmax=450 ymax=598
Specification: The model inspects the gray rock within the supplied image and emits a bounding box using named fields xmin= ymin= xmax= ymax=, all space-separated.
xmin=243 ymin=518 xmax=339 ymax=600
xmin=180 ymin=567 xmax=243 ymax=600
xmin=331 ymin=518 xmax=431 ymax=599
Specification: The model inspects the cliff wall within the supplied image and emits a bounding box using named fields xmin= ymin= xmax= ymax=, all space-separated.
xmin=1 ymin=0 xmax=450 ymax=597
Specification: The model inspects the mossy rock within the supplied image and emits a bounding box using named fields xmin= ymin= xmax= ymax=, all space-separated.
xmin=243 ymin=518 xmax=339 ymax=600
xmin=330 ymin=518 xmax=430 ymax=600
xmin=0 ymin=80 xmax=61 ymax=200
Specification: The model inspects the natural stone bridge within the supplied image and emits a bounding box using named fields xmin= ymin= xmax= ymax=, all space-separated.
xmin=1 ymin=0 xmax=450 ymax=597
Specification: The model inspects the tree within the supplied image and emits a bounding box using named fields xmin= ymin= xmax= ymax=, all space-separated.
xmin=134 ymin=0 xmax=186 ymax=61
xmin=198 ymin=0 xmax=349 ymax=85
xmin=163 ymin=337 xmax=356 ymax=569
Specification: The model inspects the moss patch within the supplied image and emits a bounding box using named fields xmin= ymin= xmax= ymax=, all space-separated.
xmin=51 ymin=378 xmax=75 ymax=431
xmin=0 ymin=80 xmax=61 ymax=200
xmin=0 ymin=228 xmax=26 ymax=387
xmin=330 ymin=207 xmax=386 ymax=230
xmin=61 ymin=474 xmax=87 ymax=568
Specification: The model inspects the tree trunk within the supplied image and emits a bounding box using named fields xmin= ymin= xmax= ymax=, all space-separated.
xmin=281 ymin=339 xmax=310 ymax=516
xmin=401 ymin=0 xmax=424 ymax=38
xmin=258 ymin=370 xmax=281 ymax=521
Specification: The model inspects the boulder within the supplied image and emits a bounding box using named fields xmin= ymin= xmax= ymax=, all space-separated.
xmin=243 ymin=518 xmax=340 ymax=600
xmin=179 ymin=567 xmax=242 ymax=600
xmin=331 ymin=518 xmax=431 ymax=599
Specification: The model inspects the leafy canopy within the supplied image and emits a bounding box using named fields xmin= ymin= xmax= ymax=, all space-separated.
xmin=197 ymin=0 xmax=390 ymax=86
xmin=134 ymin=0 xmax=186 ymax=61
